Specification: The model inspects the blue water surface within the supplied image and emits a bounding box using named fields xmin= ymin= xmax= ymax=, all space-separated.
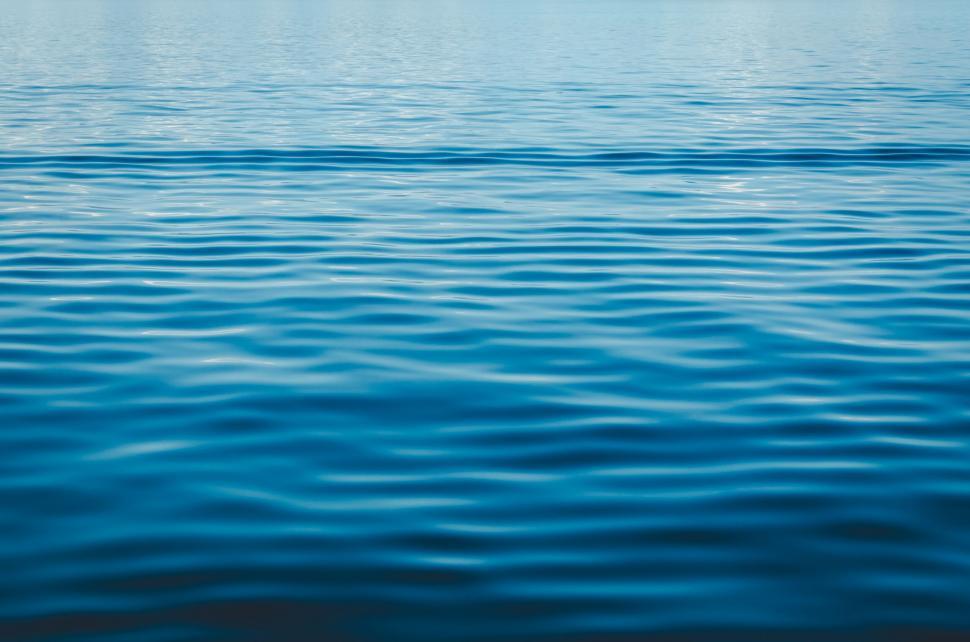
xmin=2 ymin=1 xmax=970 ymax=640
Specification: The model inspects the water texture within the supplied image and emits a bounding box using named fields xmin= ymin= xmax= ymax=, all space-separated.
xmin=2 ymin=1 xmax=970 ymax=640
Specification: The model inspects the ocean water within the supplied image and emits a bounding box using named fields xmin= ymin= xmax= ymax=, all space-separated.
xmin=2 ymin=1 xmax=970 ymax=640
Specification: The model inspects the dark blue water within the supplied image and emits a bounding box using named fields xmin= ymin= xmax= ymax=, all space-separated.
xmin=2 ymin=1 xmax=970 ymax=640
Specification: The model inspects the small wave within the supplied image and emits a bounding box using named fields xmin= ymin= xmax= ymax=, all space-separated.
xmin=1 ymin=144 xmax=968 ymax=174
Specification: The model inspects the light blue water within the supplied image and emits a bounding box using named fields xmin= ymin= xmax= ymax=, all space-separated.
xmin=2 ymin=1 xmax=970 ymax=640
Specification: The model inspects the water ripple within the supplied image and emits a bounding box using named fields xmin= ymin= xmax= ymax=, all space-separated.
xmin=2 ymin=0 xmax=970 ymax=640
xmin=1 ymin=144 xmax=968 ymax=174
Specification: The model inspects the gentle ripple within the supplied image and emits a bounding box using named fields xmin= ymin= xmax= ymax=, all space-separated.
xmin=2 ymin=1 xmax=970 ymax=641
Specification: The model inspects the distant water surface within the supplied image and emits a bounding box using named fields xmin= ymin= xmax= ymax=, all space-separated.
xmin=1 ymin=1 xmax=970 ymax=641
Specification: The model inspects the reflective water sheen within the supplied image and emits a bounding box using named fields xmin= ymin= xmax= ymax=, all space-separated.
xmin=2 ymin=1 xmax=970 ymax=640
